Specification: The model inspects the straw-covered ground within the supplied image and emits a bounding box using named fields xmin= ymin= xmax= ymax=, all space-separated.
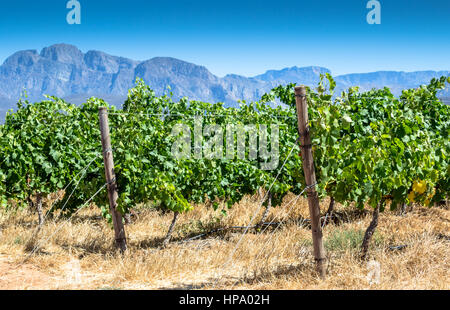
xmin=0 ymin=194 xmax=448 ymax=290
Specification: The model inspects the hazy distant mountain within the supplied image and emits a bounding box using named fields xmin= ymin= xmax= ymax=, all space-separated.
xmin=0 ymin=95 xmax=15 ymax=123
xmin=335 ymin=71 xmax=450 ymax=95
xmin=0 ymin=43 xmax=449 ymax=122
xmin=254 ymin=66 xmax=331 ymax=85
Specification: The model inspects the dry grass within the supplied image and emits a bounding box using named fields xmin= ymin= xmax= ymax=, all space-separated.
xmin=0 ymin=194 xmax=448 ymax=290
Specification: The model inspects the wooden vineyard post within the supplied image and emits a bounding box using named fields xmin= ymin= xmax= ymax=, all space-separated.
xmin=294 ymin=85 xmax=327 ymax=277
xmin=98 ymin=107 xmax=127 ymax=253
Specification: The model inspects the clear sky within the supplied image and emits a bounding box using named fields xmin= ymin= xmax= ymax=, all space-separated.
xmin=0 ymin=0 xmax=449 ymax=77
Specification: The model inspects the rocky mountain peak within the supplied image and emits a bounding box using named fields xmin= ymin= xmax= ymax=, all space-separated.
xmin=3 ymin=50 xmax=40 ymax=67
xmin=40 ymin=43 xmax=84 ymax=66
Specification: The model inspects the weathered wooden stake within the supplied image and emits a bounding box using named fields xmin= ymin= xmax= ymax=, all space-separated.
xmin=294 ymin=85 xmax=327 ymax=277
xmin=98 ymin=107 xmax=127 ymax=253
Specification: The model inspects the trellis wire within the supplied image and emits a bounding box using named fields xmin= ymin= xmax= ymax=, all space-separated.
xmin=230 ymin=183 xmax=317 ymax=288
xmin=208 ymin=141 xmax=299 ymax=287
xmin=22 ymin=182 xmax=108 ymax=264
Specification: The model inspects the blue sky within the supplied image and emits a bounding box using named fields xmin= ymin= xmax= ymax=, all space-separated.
xmin=0 ymin=0 xmax=449 ymax=77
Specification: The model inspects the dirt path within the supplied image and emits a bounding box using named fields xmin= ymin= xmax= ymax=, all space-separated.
xmin=0 ymin=255 xmax=118 ymax=290
xmin=0 ymin=254 xmax=161 ymax=290
xmin=0 ymin=255 xmax=60 ymax=289
xmin=0 ymin=254 xmax=230 ymax=290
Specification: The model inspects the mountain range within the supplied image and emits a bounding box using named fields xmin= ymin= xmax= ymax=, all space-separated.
xmin=0 ymin=43 xmax=449 ymax=122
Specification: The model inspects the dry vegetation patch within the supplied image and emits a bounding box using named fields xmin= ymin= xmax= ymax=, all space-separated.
xmin=0 ymin=196 xmax=448 ymax=290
